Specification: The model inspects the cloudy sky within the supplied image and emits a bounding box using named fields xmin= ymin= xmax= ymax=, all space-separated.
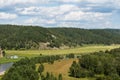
xmin=0 ymin=0 xmax=120 ymax=29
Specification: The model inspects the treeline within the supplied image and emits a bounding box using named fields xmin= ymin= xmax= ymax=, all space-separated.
xmin=2 ymin=55 xmax=63 ymax=80
xmin=40 ymin=72 xmax=62 ymax=80
xmin=0 ymin=25 xmax=120 ymax=49
xmin=69 ymin=48 xmax=120 ymax=80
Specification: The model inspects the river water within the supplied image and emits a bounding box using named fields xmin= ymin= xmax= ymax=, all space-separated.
xmin=0 ymin=63 xmax=13 ymax=75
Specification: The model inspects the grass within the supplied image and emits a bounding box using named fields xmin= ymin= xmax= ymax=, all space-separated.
xmin=43 ymin=59 xmax=78 ymax=80
xmin=6 ymin=45 xmax=120 ymax=57
xmin=0 ymin=75 xmax=3 ymax=80
xmin=36 ymin=59 xmax=95 ymax=80
xmin=0 ymin=45 xmax=120 ymax=64
xmin=1 ymin=45 xmax=120 ymax=80
xmin=0 ymin=57 xmax=20 ymax=64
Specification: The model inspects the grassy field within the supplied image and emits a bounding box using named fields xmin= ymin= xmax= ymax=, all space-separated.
xmin=6 ymin=45 xmax=120 ymax=57
xmin=0 ymin=57 xmax=20 ymax=64
xmin=0 ymin=75 xmax=3 ymax=80
xmin=1 ymin=45 xmax=120 ymax=80
xmin=36 ymin=59 xmax=95 ymax=80
xmin=0 ymin=45 xmax=120 ymax=64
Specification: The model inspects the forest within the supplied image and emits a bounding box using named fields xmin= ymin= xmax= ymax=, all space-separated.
xmin=2 ymin=47 xmax=120 ymax=80
xmin=0 ymin=25 xmax=120 ymax=50
xmin=2 ymin=55 xmax=63 ymax=80
xmin=69 ymin=48 xmax=120 ymax=80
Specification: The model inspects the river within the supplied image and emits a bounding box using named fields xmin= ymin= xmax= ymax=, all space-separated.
xmin=0 ymin=63 xmax=13 ymax=75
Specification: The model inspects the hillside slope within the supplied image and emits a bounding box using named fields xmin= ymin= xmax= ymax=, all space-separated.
xmin=49 ymin=28 xmax=120 ymax=45
xmin=0 ymin=25 xmax=120 ymax=49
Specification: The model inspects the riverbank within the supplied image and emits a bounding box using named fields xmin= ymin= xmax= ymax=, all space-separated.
xmin=0 ymin=57 xmax=20 ymax=64
xmin=0 ymin=62 xmax=13 ymax=78
xmin=0 ymin=71 xmax=5 ymax=76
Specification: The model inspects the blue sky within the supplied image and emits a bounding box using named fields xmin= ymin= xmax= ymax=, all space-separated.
xmin=0 ymin=0 xmax=120 ymax=29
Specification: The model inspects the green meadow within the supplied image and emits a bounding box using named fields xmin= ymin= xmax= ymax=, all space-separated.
xmin=6 ymin=45 xmax=120 ymax=56
xmin=1 ymin=45 xmax=120 ymax=80
xmin=0 ymin=45 xmax=120 ymax=64
xmin=0 ymin=57 xmax=20 ymax=64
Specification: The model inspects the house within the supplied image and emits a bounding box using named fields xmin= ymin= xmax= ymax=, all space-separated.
xmin=10 ymin=55 xmax=19 ymax=59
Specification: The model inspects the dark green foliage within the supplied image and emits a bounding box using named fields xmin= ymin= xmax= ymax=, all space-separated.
xmin=69 ymin=61 xmax=94 ymax=78
xmin=66 ymin=53 xmax=75 ymax=58
xmin=96 ymin=74 xmax=120 ymax=80
xmin=69 ymin=48 xmax=120 ymax=79
xmin=1 ymin=25 xmax=120 ymax=49
xmin=2 ymin=51 xmax=5 ymax=57
xmin=0 ymin=25 xmax=55 ymax=49
xmin=49 ymin=28 xmax=120 ymax=46
xmin=69 ymin=61 xmax=78 ymax=77
xmin=2 ymin=65 xmax=39 ymax=80
xmin=58 ymin=74 xmax=62 ymax=80
xmin=41 ymin=72 xmax=62 ymax=80
xmin=38 ymin=64 xmax=44 ymax=75
xmin=2 ymin=55 xmax=62 ymax=80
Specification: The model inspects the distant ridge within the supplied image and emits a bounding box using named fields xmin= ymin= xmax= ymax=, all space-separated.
xmin=0 ymin=25 xmax=120 ymax=49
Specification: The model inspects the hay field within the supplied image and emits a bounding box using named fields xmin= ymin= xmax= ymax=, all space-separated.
xmin=6 ymin=45 xmax=120 ymax=57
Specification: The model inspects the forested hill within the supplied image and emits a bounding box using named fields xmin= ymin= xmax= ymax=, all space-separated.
xmin=0 ymin=25 xmax=120 ymax=49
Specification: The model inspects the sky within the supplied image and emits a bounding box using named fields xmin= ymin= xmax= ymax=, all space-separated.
xmin=0 ymin=0 xmax=120 ymax=29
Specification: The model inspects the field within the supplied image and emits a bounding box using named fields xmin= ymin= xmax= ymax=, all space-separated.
xmin=1 ymin=45 xmax=120 ymax=80
xmin=36 ymin=59 xmax=95 ymax=80
xmin=0 ymin=45 xmax=120 ymax=64
xmin=6 ymin=45 xmax=120 ymax=57
xmin=0 ymin=57 xmax=20 ymax=64
xmin=35 ymin=45 xmax=120 ymax=80
xmin=0 ymin=75 xmax=3 ymax=80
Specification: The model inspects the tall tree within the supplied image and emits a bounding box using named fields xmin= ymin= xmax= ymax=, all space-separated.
xmin=38 ymin=64 xmax=44 ymax=75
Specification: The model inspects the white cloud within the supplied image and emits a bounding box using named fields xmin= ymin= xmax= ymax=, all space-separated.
xmin=57 ymin=20 xmax=112 ymax=29
xmin=16 ymin=4 xmax=80 ymax=17
xmin=25 ymin=18 xmax=56 ymax=25
xmin=0 ymin=12 xmax=17 ymax=19
xmin=86 ymin=0 xmax=120 ymax=9
xmin=60 ymin=0 xmax=82 ymax=3
xmin=16 ymin=6 xmax=39 ymax=15
xmin=86 ymin=0 xmax=111 ymax=3
xmin=41 ymin=4 xmax=79 ymax=17
xmin=59 ymin=11 xmax=111 ymax=22
xmin=16 ymin=3 xmax=113 ymax=28
xmin=1 ymin=0 xmax=81 ymax=7
xmin=0 ymin=0 xmax=120 ymax=28
xmin=0 ymin=0 xmax=37 ymax=7
xmin=86 ymin=0 xmax=119 ymax=6
xmin=113 ymin=0 xmax=120 ymax=8
xmin=62 ymin=11 xmax=84 ymax=20
xmin=25 ymin=18 xmax=37 ymax=24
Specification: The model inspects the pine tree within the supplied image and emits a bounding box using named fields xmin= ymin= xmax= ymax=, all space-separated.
xmin=58 ymin=74 xmax=62 ymax=80
xmin=38 ymin=64 xmax=44 ymax=75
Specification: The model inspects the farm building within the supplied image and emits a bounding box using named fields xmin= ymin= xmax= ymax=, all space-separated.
xmin=10 ymin=55 xmax=19 ymax=59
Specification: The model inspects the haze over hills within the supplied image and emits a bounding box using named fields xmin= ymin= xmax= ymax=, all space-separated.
xmin=0 ymin=25 xmax=120 ymax=50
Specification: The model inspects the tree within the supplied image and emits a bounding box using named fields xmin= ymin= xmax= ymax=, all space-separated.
xmin=2 ymin=51 xmax=6 ymax=57
xmin=58 ymin=74 xmax=62 ymax=80
xmin=38 ymin=64 xmax=44 ymax=75
xmin=66 ymin=53 xmax=75 ymax=58
xmin=46 ymin=72 xmax=50 ymax=80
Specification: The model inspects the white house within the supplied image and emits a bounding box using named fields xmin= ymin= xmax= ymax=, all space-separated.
xmin=10 ymin=55 xmax=19 ymax=59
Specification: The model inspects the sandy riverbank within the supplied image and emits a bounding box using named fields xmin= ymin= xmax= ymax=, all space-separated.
xmin=0 ymin=71 xmax=5 ymax=75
